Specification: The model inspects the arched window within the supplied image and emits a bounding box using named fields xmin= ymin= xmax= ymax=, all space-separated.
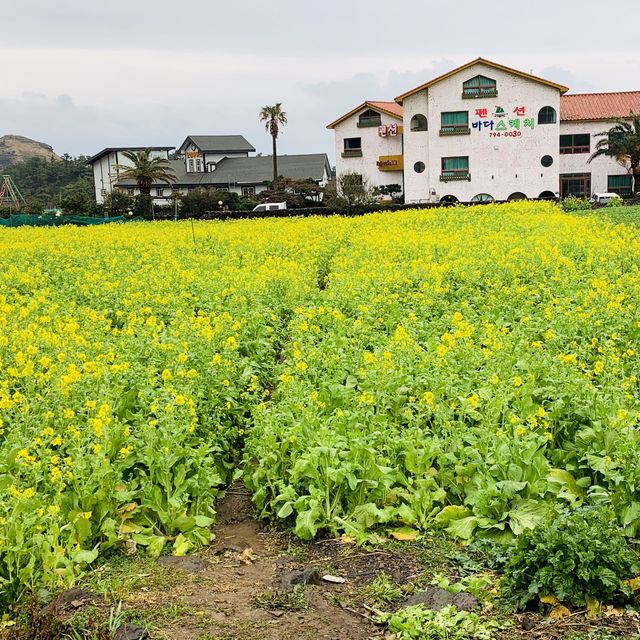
xmin=471 ymin=193 xmax=494 ymax=203
xmin=462 ymin=75 xmax=497 ymax=98
xmin=358 ymin=109 xmax=381 ymax=127
xmin=538 ymin=191 xmax=557 ymax=200
xmin=538 ymin=106 xmax=557 ymax=124
xmin=440 ymin=195 xmax=459 ymax=204
xmin=410 ymin=114 xmax=428 ymax=131
xmin=507 ymin=192 xmax=528 ymax=201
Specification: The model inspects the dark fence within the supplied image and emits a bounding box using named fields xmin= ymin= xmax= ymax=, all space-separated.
xmin=2 ymin=196 xmax=638 ymax=227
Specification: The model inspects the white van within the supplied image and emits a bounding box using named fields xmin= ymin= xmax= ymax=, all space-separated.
xmin=590 ymin=193 xmax=618 ymax=205
xmin=252 ymin=202 xmax=287 ymax=213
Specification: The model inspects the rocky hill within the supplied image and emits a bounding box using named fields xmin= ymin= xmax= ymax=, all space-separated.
xmin=0 ymin=135 xmax=60 ymax=170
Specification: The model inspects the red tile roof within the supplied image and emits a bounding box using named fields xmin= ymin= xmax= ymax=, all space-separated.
xmin=367 ymin=101 xmax=404 ymax=119
xmin=560 ymin=92 xmax=640 ymax=121
xmin=326 ymin=100 xmax=403 ymax=129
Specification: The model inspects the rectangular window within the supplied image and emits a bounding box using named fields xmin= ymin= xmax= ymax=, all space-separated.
xmin=155 ymin=187 xmax=164 ymax=197
xmin=440 ymin=156 xmax=470 ymax=181
xmin=560 ymin=133 xmax=590 ymax=154
xmin=560 ymin=173 xmax=591 ymax=198
xmin=127 ymin=188 xmax=134 ymax=195
xmin=242 ymin=186 xmax=255 ymax=196
xmin=608 ymin=174 xmax=632 ymax=195
xmin=342 ymin=137 xmax=363 ymax=157
xmin=440 ymin=111 xmax=470 ymax=135
xmin=188 ymin=158 xmax=195 ymax=171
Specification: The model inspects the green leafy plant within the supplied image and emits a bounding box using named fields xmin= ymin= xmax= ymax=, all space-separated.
xmin=380 ymin=604 xmax=500 ymax=640
xmin=561 ymin=195 xmax=592 ymax=211
xmin=605 ymin=195 xmax=624 ymax=208
xmin=253 ymin=584 xmax=308 ymax=611
xmin=503 ymin=506 xmax=640 ymax=608
xmin=357 ymin=573 xmax=405 ymax=607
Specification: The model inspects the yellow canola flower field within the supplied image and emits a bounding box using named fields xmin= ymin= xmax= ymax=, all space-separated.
xmin=0 ymin=202 xmax=639 ymax=606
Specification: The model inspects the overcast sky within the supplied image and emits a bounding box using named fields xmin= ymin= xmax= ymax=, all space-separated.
xmin=2 ymin=0 xmax=639 ymax=162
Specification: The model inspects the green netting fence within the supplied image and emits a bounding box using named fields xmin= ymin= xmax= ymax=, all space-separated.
xmin=0 ymin=215 xmax=143 ymax=228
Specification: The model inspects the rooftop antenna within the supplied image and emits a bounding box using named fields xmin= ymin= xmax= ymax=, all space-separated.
xmin=0 ymin=175 xmax=26 ymax=212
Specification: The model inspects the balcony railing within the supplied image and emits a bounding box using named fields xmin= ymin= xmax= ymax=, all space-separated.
xmin=341 ymin=149 xmax=363 ymax=158
xmin=462 ymin=88 xmax=498 ymax=99
xmin=357 ymin=118 xmax=382 ymax=128
xmin=440 ymin=171 xmax=471 ymax=182
xmin=439 ymin=125 xmax=471 ymax=136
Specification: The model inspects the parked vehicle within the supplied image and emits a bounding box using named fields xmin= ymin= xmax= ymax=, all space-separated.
xmin=590 ymin=193 xmax=618 ymax=205
xmin=252 ymin=202 xmax=287 ymax=213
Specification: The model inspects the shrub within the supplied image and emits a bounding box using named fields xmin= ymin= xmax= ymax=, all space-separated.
xmin=560 ymin=195 xmax=592 ymax=212
xmin=503 ymin=506 xmax=639 ymax=608
xmin=605 ymin=195 xmax=624 ymax=208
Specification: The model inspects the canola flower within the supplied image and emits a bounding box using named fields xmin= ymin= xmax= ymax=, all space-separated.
xmin=0 ymin=202 xmax=640 ymax=607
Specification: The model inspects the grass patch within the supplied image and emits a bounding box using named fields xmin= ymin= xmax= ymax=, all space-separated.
xmin=253 ymin=585 xmax=308 ymax=612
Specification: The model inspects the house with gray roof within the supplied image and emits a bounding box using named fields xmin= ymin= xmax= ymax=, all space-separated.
xmin=87 ymin=134 xmax=332 ymax=205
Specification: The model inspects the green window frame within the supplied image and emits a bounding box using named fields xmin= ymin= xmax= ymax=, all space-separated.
xmin=608 ymin=174 xmax=632 ymax=195
xmin=342 ymin=137 xmax=362 ymax=158
xmin=538 ymin=106 xmax=557 ymax=124
xmin=462 ymin=75 xmax=497 ymax=98
xmin=357 ymin=109 xmax=382 ymax=128
xmin=440 ymin=111 xmax=470 ymax=136
xmin=441 ymin=156 xmax=470 ymax=181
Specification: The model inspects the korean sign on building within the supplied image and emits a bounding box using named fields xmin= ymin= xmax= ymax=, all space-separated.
xmin=472 ymin=105 xmax=535 ymax=138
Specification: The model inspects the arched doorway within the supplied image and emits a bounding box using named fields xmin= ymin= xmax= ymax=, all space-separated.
xmin=507 ymin=192 xmax=527 ymax=201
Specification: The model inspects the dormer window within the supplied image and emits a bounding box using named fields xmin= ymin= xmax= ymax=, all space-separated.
xmin=358 ymin=109 xmax=382 ymax=128
xmin=462 ymin=75 xmax=498 ymax=99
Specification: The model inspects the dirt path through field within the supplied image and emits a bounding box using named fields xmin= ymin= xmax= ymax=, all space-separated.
xmin=147 ymin=484 xmax=385 ymax=640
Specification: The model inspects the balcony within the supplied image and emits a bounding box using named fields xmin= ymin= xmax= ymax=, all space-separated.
xmin=341 ymin=149 xmax=363 ymax=158
xmin=462 ymin=89 xmax=498 ymax=99
xmin=439 ymin=126 xmax=471 ymax=136
xmin=357 ymin=118 xmax=382 ymax=128
xmin=440 ymin=172 xmax=471 ymax=182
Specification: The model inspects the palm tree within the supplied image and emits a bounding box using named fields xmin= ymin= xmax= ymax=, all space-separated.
xmin=589 ymin=113 xmax=640 ymax=195
xmin=259 ymin=103 xmax=288 ymax=185
xmin=112 ymin=149 xmax=177 ymax=215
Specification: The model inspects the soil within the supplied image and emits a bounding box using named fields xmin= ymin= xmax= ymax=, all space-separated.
xmin=11 ymin=484 xmax=640 ymax=640
xmin=154 ymin=484 xmax=383 ymax=640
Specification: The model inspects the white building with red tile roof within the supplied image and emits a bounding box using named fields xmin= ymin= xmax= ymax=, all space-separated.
xmin=328 ymin=58 xmax=640 ymax=202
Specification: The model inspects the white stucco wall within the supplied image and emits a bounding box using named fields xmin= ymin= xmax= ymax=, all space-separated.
xmin=558 ymin=120 xmax=632 ymax=195
xmin=403 ymin=62 xmax=561 ymax=203
xmin=92 ymin=149 xmax=169 ymax=203
xmin=333 ymin=109 xmax=404 ymax=190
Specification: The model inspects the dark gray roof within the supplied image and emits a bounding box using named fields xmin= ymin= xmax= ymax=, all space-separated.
xmin=115 ymin=154 xmax=331 ymax=188
xmin=178 ymin=135 xmax=255 ymax=154
xmin=86 ymin=146 xmax=174 ymax=165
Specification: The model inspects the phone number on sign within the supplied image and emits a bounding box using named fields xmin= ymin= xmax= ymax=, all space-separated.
xmin=490 ymin=131 xmax=522 ymax=138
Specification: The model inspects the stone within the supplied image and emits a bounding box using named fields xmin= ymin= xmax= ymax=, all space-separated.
xmin=114 ymin=623 xmax=149 ymax=640
xmin=276 ymin=568 xmax=322 ymax=589
xmin=403 ymin=586 xmax=478 ymax=612
xmin=157 ymin=556 xmax=210 ymax=573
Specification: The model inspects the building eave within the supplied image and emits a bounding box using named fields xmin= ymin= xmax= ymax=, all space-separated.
xmin=394 ymin=57 xmax=570 ymax=104
xmin=326 ymin=101 xmax=403 ymax=129
xmin=86 ymin=146 xmax=175 ymax=165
